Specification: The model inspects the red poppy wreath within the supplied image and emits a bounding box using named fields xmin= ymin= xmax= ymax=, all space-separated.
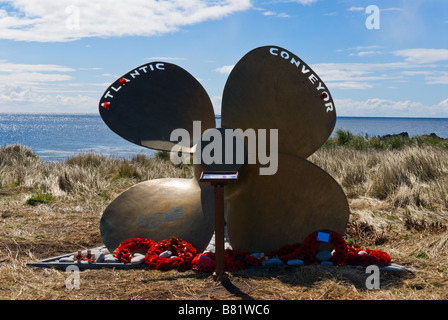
xmin=302 ymin=230 xmax=348 ymax=265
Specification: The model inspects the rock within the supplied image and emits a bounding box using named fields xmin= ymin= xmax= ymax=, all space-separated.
xmin=380 ymin=263 xmax=414 ymax=272
xmin=131 ymin=255 xmax=146 ymax=265
xmin=316 ymin=250 xmax=332 ymax=261
xmin=59 ymin=256 xmax=74 ymax=263
xmin=321 ymin=261 xmax=334 ymax=266
xmin=96 ymin=252 xmax=105 ymax=263
xmin=133 ymin=253 xmax=145 ymax=257
xmin=380 ymin=132 xmax=409 ymax=141
xmin=159 ymin=250 xmax=172 ymax=258
xmin=104 ymin=254 xmax=119 ymax=263
xmin=101 ymin=247 xmax=110 ymax=254
xmin=265 ymin=258 xmax=283 ymax=266
xmin=287 ymin=259 xmax=304 ymax=266
xmin=205 ymin=227 xmax=233 ymax=253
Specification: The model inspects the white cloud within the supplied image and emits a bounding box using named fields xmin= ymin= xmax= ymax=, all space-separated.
xmin=203 ymin=96 xmax=448 ymax=118
xmin=312 ymin=55 xmax=448 ymax=89
xmin=402 ymin=70 xmax=448 ymax=85
xmin=429 ymin=74 xmax=448 ymax=85
xmin=349 ymin=51 xmax=383 ymax=57
xmin=262 ymin=10 xmax=290 ymax=18
xmin=263 ymin=11 xmax=276 ymax=16
xmin=0 ymin=0 xmax=252 ymax=42
xmin=439 ymin=98 xmax=448 ymax=107
xmin=0 ymin=85 xmax=98 ymax=113
xmin=215 ymin=65 xmax=234 ymax=74
xmin=312 ymin=62 xmax=409 ymax=83
xmin=0 ymin=61 xmax=97 ymax=113
xmin=347 ymin=6 xmax=400 ymax=13
xmin=283 ymin=0 xmax=318 ymax=4
xmin=348 ymin=6 xmax=364 ymax=12
xmin=335 ymin=98 xmax=448 ymax=118
xmin=0 ymin=62 xmax=75 ymax=86
xmin=0 ymin=62 xmax=74 ymax=73
xmin=276 ymin=12 xmax=290 ymax=18
xmin=329 ymin=82 xmax=373 ymax=90
xmin=146 ymin=57 xmax=186 ymax=61
xmin=382 ymin=8 xmax=402 ymax=12
xmin=350 ymin=45 xmax=381 ymax=51
xmin=0 ymin=72 xmax=72 ymax=85
xmin=394 ymin=48 xmax=448 ymax=64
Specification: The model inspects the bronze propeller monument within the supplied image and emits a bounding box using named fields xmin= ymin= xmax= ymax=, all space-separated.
xmin=98 ymin=46 xmax=350 ymax=257
xmin=99 ymin=62 xmax=216 ymax=253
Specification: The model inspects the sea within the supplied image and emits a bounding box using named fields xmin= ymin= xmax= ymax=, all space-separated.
xmin=1 ymin=113 xmax=448 ymax=162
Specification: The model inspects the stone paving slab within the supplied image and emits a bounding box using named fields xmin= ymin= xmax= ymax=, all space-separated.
xmin=27 ymin=245 xmax=415 ymax=272
xmin=26 ymin=246 xmax=145 ymax=270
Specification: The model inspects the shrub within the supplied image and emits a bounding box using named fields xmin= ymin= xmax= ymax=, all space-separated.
xmin=335 ymin=129 xmax=354 ymax=146
xmin=25 ymin=193 xmax=55 ymax=206
xmin=0 ymin=144 xmax=39 ymax=166
xmin=115 ymin=162 xmax=142 ymax=180
xmin=65 ymin=153 xmax=107 ymax=167
xmin=154 ymin=151 xmax=171 ymax=161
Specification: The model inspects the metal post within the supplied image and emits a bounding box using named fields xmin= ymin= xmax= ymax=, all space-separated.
xmin=213 ymin=182 xmax=228 ymax=281
xmin=199 ymin=172 xmax=238 ymax=281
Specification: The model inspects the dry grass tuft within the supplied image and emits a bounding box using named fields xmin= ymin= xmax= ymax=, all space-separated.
xmin=404 ymin=217 xmax=447 ymax=234
xmin=310 ymin=145 xmax=448 ymax=211
xmin=1 ymin=140 xmax=448 ymax=300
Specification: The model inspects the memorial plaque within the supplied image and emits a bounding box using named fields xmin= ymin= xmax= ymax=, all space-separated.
xmin=200 ymin=172 xmax=238 ymax=181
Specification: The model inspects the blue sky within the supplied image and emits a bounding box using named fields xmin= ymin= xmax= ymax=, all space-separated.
xmin=0 ymin=0 xmax=447 ymax=117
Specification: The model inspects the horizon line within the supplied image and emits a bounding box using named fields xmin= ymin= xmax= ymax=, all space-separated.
xmin=1 ymin=112 xmax=448 ymax=120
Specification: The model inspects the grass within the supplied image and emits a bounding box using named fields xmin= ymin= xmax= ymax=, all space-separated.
xmin=324 ymin=129 xmax=448 ymax=151
xmin=1 ymin=136 xmax=448 ymax=300
xmin=25 ymin=193 xmax=55 ymax=206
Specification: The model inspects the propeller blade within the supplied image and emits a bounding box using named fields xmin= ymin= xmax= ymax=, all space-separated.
xmin=100 ymin=178 xmax=215 ymax=253
xmin=224 ymin=153 xmax=350 ymax=254
xmin=99 ymin=62 xmax=215 ymax=152
xmin=221 ymin=46 xmax=335 ymax=159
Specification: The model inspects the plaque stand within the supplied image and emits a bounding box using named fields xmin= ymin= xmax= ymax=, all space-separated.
xmin=200 ymin=171 xmax=239 ymax=281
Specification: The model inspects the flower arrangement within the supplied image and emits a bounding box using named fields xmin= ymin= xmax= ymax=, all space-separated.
xmin=115 ymin=238 xmax=156 ymax=263
xmin=115 ymin=237 xmax=196 ymax=271
xmin=345 ymin=244 xmax=391 ymax=266
xmin=191 ymin=252 xmax=215 ymax=273
xmin=144 ymin=237 xmax=197 ymax=271
xmin=114 ymin=230 xmax=391 ymax=273
xmin=266 ymin=243 xmax=304 ymax=264
xmin=225 ymin=249 xmax=264 ymax=271
xmin=191 ymin=249 xmax=263 ymax=272
xmin=302 ymin=230 xmax=348 ymax=265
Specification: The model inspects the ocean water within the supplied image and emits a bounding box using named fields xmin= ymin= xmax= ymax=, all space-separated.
xmin=0 ymin=113 xmax=153 ymax=161
xmin=1 ymin=113 xmax=448 ymax=162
